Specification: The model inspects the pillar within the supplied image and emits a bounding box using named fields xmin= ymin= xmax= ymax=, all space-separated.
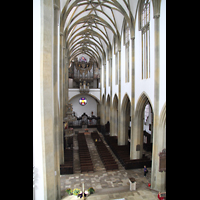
xmin=109 ymin=58 xmax=114 ymax=136
xmin=53 ymin=2 xmax=61 ymax=199
xmin=117 ymin=50 xmax=122 ymax=145
xmin=130 ymin=37 xmax=135 ymax=159
xmin=33 ymin=0 xmax=59 ymax=199
xmin=151 ymin=0 xmax=166 ymax=192
xmin=60 ymin=26 xmax=64 ymax=165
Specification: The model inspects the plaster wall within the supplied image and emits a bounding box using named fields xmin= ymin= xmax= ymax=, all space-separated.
xmin=134 ymin=2 xmax=155 ymax=110
xmin=112 ymin=45 xmax=119 ymax=101
xmin=33 ymin=0 xmax=45 ymax=199
xmin=70 ymin=94 xmax=98 ymax=117
xmin=106 ymin=60 xmax=110 ymax=99
xmin=120 ymin=31 xmax=132 ymax=105
xmin=159 ymin=0 xmax=166 ymax=115
xmin=68 ymin=89 xmax=100 ymax=102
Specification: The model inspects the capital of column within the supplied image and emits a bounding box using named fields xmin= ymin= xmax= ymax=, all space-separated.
xmin=153 ymin=14 xmax=160 ymax=19
xmin=131 ymin=36 xmax=135 ymax=40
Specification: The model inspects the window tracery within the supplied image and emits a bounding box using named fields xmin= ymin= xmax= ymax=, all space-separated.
xmin=141 ymin=0 xmax=150 ymax=79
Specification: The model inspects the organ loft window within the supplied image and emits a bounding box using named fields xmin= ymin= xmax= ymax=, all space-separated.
xmin=125 ymin=22 xmax=130 ymax=82
xmin=141 ymin=0 xmax=150 ymax=79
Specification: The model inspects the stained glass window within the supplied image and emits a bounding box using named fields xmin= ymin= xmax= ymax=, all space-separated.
xmin=79 ymin=56 xmax=87 ymax=62
xmin=79 ymin=97 xmax=87 ymax=106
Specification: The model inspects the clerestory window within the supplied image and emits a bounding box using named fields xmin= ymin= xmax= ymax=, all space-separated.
xmin=141 ymin=0 xmax=150 ymax=79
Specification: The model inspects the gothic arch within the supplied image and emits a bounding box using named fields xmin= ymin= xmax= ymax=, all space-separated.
xmin=112 ymin=94 xmax=119 ymax=136
xmin=69 ymin=93 xmax=100 ymax=103
xmin=106 ymin=94 xmax=111 ymax=122
xmin=113 ymin=94 xmax=118 ymax=110
xmin=101 ymin=94 xmax=106 ymax=124
xmin=102 ymin=94 xmax=105 ymax=105
xmin=131 ymin=92 xmax=154 ymax=159
xmin=118 ymin=93 xmax=131 ymax=145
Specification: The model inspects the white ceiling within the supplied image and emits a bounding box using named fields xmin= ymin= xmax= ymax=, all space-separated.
xmin=60 ymin=0 xmax=140 ymax=63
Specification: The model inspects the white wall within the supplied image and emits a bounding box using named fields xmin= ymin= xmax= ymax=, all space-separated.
xmin=159 ymin=0 xmax=166 ymax=115
xmin=100 ymin=0 xmax=166 ymax=115
xmin=68 ymin=89 xmax=100 ymax=102
xmin=33 ymin=0 xmax=45 ymax=199
xmin=120 ymin=31 xmax=132 ymax=105
xmin=112 ymin=45 xmax=119 ymax=101
xmin=134 ymin=2 xmax=154 ymax=110
xmin=106 ymin=60 xmax=110 ymax=99
xmin=70 ymin=94 xmax=98 ymax=117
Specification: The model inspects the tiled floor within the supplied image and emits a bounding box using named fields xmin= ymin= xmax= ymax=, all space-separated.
xmin=61 ymin=128 xmax=157 ymax=200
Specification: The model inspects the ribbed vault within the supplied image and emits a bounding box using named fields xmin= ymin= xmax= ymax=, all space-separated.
xmin=60 ymin=0 xmax=135 ymax=63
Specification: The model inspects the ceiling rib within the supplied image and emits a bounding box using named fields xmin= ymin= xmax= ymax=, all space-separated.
xmin=61 ymin=0 xmax=134 ymax=63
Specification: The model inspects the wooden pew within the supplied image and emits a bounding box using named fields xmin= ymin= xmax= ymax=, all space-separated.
xmin=77 ymin=133 xmax=94 ymax=172
xmin=91 ymin=132 xmax=118 ymax=171
xmin=104 ymin=135 xmax=152 ymax=170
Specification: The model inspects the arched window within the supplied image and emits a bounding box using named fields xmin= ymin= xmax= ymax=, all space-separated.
xmin=141 ymin=0 xmax=150 ymax=79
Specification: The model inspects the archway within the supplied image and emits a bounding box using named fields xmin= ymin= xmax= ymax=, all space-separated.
xmin=131 ymin=92 xmax=154 ymax=159
xmin=119 ymin=94 xmax=131 ymax=145
xmin=112 ymin=94 xmax=118 ymax=136
xmin=101 ymin=95 xmax=106 ymax=124
xmin=106 ymin=95 xmax=110 ymax=123
xmin=143 ymin=103 xmax=153 ymax=154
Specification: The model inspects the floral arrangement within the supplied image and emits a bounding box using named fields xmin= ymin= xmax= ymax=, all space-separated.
xmin=66 ymin=188 xmax=72 ymax=195
xmin=88 ymin=187 xmax=95 ymax=194
xmin=73 ymin=188 xmax=80 ymax=196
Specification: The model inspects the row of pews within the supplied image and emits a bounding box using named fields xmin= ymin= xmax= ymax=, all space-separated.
xmin=77 ymin=133 xmax=94 ymax=173
xmin=60 ymin=136 xmax=74 ymax=174
xmin=104 ymin=135 xmax=151 ymax=170
xmin=91 ymin=131 xmax=118 ymax=171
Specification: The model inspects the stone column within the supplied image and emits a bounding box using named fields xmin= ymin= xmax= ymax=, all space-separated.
xmin=99 ymin=63 xmax=104 ymax=125
xmin=60 ymin=27 xmax=64 ymax=165
xmin=117 ymin=50 xmax=122 ymax=145
xmin=130 ymin=37 xmax=135 ymax=159
xmin=104 ymin=62 xmax=106 ymax=96
xmin=53 ymin=3 xmax=61 ymax=200
xmin=66 ymin=59 xmax=69 ymax=104
xmin=151 ymin=0 xmax=165 ymax=192
xmin=37 ymin=0 xmax=57 ymax=199
xmin=102 ymin=63 xmax=106 ymax=124
xmin=63 ymin=39 xmax=67 ymax=116
xmin=109 ymin=58 xmax=114 ymax=136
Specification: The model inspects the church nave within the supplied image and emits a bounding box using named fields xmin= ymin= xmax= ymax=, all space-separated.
xmin=61 ymin=128 xmax=156 ymax=200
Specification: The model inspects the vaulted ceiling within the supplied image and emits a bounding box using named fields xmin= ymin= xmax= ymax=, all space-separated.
xmin=60 ymin=0 xmax=139 ymax=63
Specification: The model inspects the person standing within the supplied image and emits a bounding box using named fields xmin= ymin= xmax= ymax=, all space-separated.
xmin=144 ymin=165 xmax=148 ymax=177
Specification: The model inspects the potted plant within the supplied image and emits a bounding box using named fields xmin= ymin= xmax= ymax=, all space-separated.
xmin=73 ymin=188 xmax=80 ymax=196
xmin=66 ymin=188 xmax=72 ymax=195
xmin=88 ymin=187 xmax=95 ymax=194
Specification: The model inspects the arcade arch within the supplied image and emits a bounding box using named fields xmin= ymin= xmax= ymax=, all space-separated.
xmin=131 ymin=92 xmax=154 ymax=159
xmin=106 ymin=95 xmax=110 ymax=123
xmin=112 ymin=94 xmax=118 ymax=136
xmin=118 ymin=94 xmax=131 ymax=146
xmin=101 ymin=94 xmax=106 ymax=124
